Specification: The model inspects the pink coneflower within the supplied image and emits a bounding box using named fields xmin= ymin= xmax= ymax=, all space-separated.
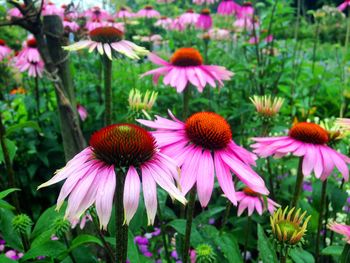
xmin=15 ymin=58 xmax=44 ymax=77
xmin=38 ymin=124 xmax=186 ymax=228
xmin=115 ymin=7 xmax=134 ymax=19
xmin=236 ymin=187 xmax=279 ymax=216
xmin=104 ymin=19 xmax=125 ymax=32
xmin=137 ymin=6 xmax=161 ymax=19
xmin=193 ymin=0 xmax=217 ymax=5
xmin=64 ymin=26 xmax=148 ymax=60
xmin=62 ymin=4 xmax=79 ymax=20
xmin=63 ymin=18 xmax=80 ymax=32
xmin=138 ymin=111 xmax=269 ymax=207
xmin=85 ymin=6 xmax=110 ymax=20
xmin=336 ymin=118 xmax=350 ymax=130
xmin=328 ymin=222 xmax=350 ymax=243
xmin=208 ymin=28 xmax=231 ymax=40
xmin=86 ymin=19 xmax=104 ymax=31
xmin=155 ymin=16 xmax=173 ymax=30
xmin=42 ymin=2 xmax=64 ymax=17
xmin=179 ymin=9 xmax=199 ymax=27
xmin=217 ymin=0 xmax=241 ymax=16
xmin=7 ymin=7 xmax=23 ymax=18
xmin=338 ymin=0 xmax=350 ymax=11
xmin=237 ymin=2 xmax=254 ymax=19
xmin=17 ymin=38 xmax=41 ymax=63
xmin=196 ymin=9 xmax=213 ymax=30
xmin=251 ymin=122 xmax=350 ymax=180
xmin=141 ymin=47 xmax=233 ymax=93
xmin=0 ymin=39 xmax=12 ymax=61
xmin=248 ymin=34 xmax=273 ymax=44
xmin=234 ymin=17 xmax=259 ymax=32
xmin=77 ymin=104 xmax=88 ymax=121
xmin=169 ymin=17 xmax=185 ymax=31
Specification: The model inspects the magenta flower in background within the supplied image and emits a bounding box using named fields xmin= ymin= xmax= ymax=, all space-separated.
xmin=38 ymin=124 xmax=186 ymax=228
xmin=62 ymin=4 xmax=79 ymax=20
xmin=233 ymin=17 xmax=259 ymax=32
xmin=217 ymin=0 xmax=241 ymax=16
xmin=0 ymin=239 xmax=5 ymax=251
xmin=328 ymin=222 xmax=350 ymax=243
xmin=138 ymin=111 xmax=269 ymax=207
xmin=115 ymin=7 xmax=134 ymax=19
xmin=17 ymin=37 xmax=41 ymax=63
xmin=237 ymin=2 xmax=254 ymax=19
xmin=251 ymin=122 xmax=350 ymax=181
xmin=193 ymin=0 xmax=217 ymax=5
xmin=42 ymin=2 xmax=64 ymax=17
xmin=338 ymin=0 xmax=350 ymax=11
xmin=85 ymin=6 xmax=110 ymax=20
xmin=179 ymin=9 xmax=199 ymax=27
xmin=64 ymin=27 xmax=148 ymax=60
xmin=196 ymin=9 xmax=213 ymax=30
xmin=63 ymin=18 xmax=80 ymax=32
xmin=137 ymin=6 xmax=161 ymax=19
xmin=169 ymin=17 xmax=185 ymax=31
xmin=7 ymin=7 xmax=23 ymax=18
xmin=236 ymin=187 xmax=279 ymax=216
xmin=155 ymin=16 xmax=173 ymax=30
xmin=85 ymin=19 xmax=104 ymax=31
xmin=104 ymin=19 xmax=125 ymax=32
xmin=141 ymin=47 xmax=233 ymax=93
xmin=208 ymin=28 xmax=231 ymax=40
xmin=77 ymin=103 xmax=88 ymax=121
xmin=5 ymin=250 xmax=24 ymax=260
xmin=0 ymin=39 xmax=12 ymax=61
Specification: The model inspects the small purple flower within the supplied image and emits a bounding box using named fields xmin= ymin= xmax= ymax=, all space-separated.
xmin=151 ymin=227 xmax=161 ymax=237
xmin=302 ymin=182 xmax=312 ymax=192
xmin=208 ymin=218 xmax=215 ymax=225
xmin=0 ymin=239 xmax=5 ymax=252
xmin=5 ymin=250 xmax=23 ymax=260
xmin=143 ymin=251 xmax=153 ymax=257
xmin=134 ymin=236 xmax=149 ymax=245
xmin=171 ymin=250 xmax=178 ymax=259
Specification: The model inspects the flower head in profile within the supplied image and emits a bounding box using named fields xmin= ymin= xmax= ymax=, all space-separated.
xmin=63 ymin=18 xmax=80 ymax=32
xmin=179 ymin=9 xmax=199 ymax=27
xmin=237 ymin=1 xmax=254 ymax=19
xmin=196 ymin=9 xmax=213 ymax=30
xmin=141 ymin=47 xmax=233 ymax=93
xmin=85 ymin=6 xmax=110 ymax=20
xmin=115 ymin=6 xmax=134 ymax=19
xmin=193 ymin=0 xmax=217 ymax=5
xmin=236 ymin=187 xmax=279 ymax=216
xmin=38 ymin=124 xmax=186 ymax=229
xmin=208 ymin=28 xmax=231 ymax=40
xmin=328 ymin=222 xmax=350 ymax=244
xmin=63 ymin=26 xmax=148 ymax=60
xmin=42 ymin=2 xmax=64 ymax=17
xmin=250 ymin=95 xmax=284 ymax=117
xmin=138 ymin=111 xmax=269 ymax=207
xmin=137 ymin=6 xmax=160 ymax=19
xmin=0 ymin=39 xmax=12 ymax=61
xmin=338 ymin=0 xmax=350 ymax=11
xmin=251 ymin=122 xmax=350 ymax=181
xmin=270 ymin=207 xmax=310 ymax=246
xmin=217 ymin=0 xmax=241 ymax=16
xmin=155 ymin=16 xmax=173 ymax=30
xmin=7 ymin=7 xmax=23 ymax=19
xmin=77 ymin=104 xmax=88 ymax=121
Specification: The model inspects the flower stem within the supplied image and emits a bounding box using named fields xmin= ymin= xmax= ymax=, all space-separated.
xmin=220 ymin=201 xmax=231 ymax=233
xmin=34 ymin=77 xmax=40 ymax=116
xmin=291 ymin=157 xmax=304 ymax=208
xmin=157 ymin=203 xmax=170 ymax=262
xmin=183 ymin=187 xmax=196 ymax=263
xmin=243 ymin=216 xmax=252 ymax=261
xmin=341 ymin=243 xmax=350 ymax=263
xmin=63 ymin=234 xmax=77 ymax=263
xmin=315 ymin=179 xmax=327 ymax=262
xmin=182 ymin=86 xmax=191 ymax=120
xmin=0 ymin=113 xmax=21 ymax=212
xmin=115 ymin=169 xmax=128 ymax=263
xmin=103 ymin=56 xmax=113 ymax=126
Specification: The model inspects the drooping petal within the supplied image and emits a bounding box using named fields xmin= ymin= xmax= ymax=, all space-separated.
xmin=123 ymin=166 xmax=141 ymax=225
xmin=196 ymin=150 xmax=215 ymax=207
xmin=141 ymin=167 xmax=158 ymax=225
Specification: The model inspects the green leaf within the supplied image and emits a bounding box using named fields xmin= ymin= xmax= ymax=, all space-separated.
xmin=257 ymin=224 xmax=278 ymax=263
xmin=0 ymin=208 xmax=22 ymax=250
xmin=0 ymin=139 xmax=17 ymax=164
xmin=215 ymin=233 xmax=243 ymax=263
xmin=0 ymin=188 xmax=20 ymax=200
xmin=167 ymin=219 xmax=203 ymax=246
xmin=21 ymin=240 xmax=67 ymax=261
xmin=0 ymin=199 xmax=15 ymax=210
xmin=322 ymin=245 xmax=343 ymax=256
xmin=128 ymin=230 xmax=140 ymax=262
xmin=5 ymin=121 xmax=41 ymax=136
xmin=0 ymin=254 xmax=18 ymax=263
xmin=68 ymin=234 xmax=103 ymax=252
xmin=290 ymin=248 xmax=315 ymax=263
xmin=340 ymin=244 xmax=350 ymax=263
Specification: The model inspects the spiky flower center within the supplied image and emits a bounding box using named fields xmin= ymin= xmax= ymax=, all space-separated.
xmin=170 ymin=47 xmax=203 ymax=67
xmin=277 ymin=220 xmax=300 ymax=238
xmin=243 ymin=187 xmax=260 ymax=197
xmin=89 ymin=27 xmax=123 ymax=43
xmin=289 ymin=122 xmax=329 ymax=145
xmin=145 ymin=5 xmax=153 ymax=10
xmin=0 ymin=39 xmax=6 ymax=46
xmin=185 ymin=112 xmax=232 ymax=150
xmin=89 ymin=124 xmax=156 ymax=167
xmin=27 ymin=38 xmax=37 ymax=48
xmin=201 ymin=8 xmax=211 ymax=15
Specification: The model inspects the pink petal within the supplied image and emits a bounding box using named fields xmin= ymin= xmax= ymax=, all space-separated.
xmin=123 ymin=166 xmax=141 ymax=225
xmin=141 ymin=167 xmax=158 ymax=225
xmin=196 ymin=150 xmax=214 ymax=207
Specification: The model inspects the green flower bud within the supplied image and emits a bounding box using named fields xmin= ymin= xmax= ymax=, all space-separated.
xmin=52 ymin=218 xmax=71 ymax=238
xmin=12 ymin=214 xmax=33 ymax=234
xmin=195 ymin=244 xmax=216 ymax=263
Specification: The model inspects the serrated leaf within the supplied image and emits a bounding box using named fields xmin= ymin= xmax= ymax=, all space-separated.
xmin=257 ymin=224 xmax=278 ymax=263
xmin=215 ymin=233 xmax=243 ymax=263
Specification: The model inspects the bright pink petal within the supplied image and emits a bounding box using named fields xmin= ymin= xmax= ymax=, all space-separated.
xmin=196 ymin=150 xmax=214 ymax=207
xmin=123 ymin=166 xmax=141 ymax=225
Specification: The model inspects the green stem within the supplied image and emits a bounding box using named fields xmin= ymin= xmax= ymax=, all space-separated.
xmin=103 ymin=56 xmax=113 ymax=126
xmin=243 ymin=216 xmax=252 ymax=261
xmin=315 ymin=179 xmax=327 ymax=262
xmin=220 ymin=201 xmax=231 ymax=233
xmin=341 ymin=243 xmax=350 ymax=263
xmin=34 ymin=77 xmax=40 ymax=116
xmin=291 ymin=157 xmax=304 ymax=208
xmin=0 ymin=113 xmax=21 ymax=212
xmin=267 ymin=157 xmax=275 ymax=200
xmin=115 ymin=168 xmax=128 ymax=263
xmin=183 ymin=187 xmax=196 ymax=263
xmin=182 ymin=86 xmax=191 ymax=120
xmin=157 ymin=203 xmax=170 ymax=262
xmin=63 ymin=234 xmax=77 ymax=263
xmin=280 ymin=247 xmax=289 ymax=263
